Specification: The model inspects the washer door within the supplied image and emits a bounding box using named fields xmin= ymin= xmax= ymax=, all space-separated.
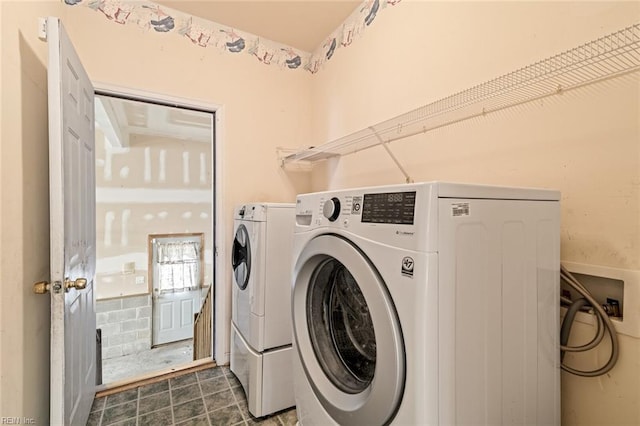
xmin=293 ymin=234 xmax=405 ymax=425
xmin=232 ymin=223 xmax=251 ymax=290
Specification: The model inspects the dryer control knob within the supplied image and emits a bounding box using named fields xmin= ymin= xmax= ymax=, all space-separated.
xmin=323 ymin=197 xmax=341 ymax=222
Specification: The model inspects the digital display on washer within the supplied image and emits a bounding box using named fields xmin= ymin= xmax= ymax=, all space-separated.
xmin=361 ymin=191 xmax=416 ymax=224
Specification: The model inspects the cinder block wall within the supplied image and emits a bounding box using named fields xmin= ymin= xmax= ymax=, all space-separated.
xmin=96 ymin=295 xmax=151 ymax=359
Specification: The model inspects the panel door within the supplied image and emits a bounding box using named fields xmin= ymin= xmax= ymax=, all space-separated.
xmin=47 ymin=16 xmax=97 ymax=426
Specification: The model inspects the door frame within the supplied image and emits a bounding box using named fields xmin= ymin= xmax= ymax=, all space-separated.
xmin=93 ymin=82 xmax=228 ymax=364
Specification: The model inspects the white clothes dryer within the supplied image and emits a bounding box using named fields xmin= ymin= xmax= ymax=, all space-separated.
xmin=230 ymin=203 xmax=296 ymax=417
xmin=291 ymin=182 xmax=561 ymax=426
xmin=231 ymin=203 xmax=295 ymax=351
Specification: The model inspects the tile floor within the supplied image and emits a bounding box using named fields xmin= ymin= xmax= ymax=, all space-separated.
xmin=102 ymin=340 xmax=194 ymax=384
xmin=88 ymin=365 xmax=297 ymax=426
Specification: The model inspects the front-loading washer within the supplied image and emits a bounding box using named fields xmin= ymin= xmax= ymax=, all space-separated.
xmin=230 ymin=202 xmax=295 ymax=417
xmin=292 ymin=182 xmax=561 ymax=425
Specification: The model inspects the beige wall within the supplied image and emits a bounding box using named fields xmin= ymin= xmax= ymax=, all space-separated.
xmin=310 ymin=1 xmax=640 ymax=270
xmin=0 ymin=0 xmax=312 ymax=422
xmin=0 ymin=1 xmax=64 ymax=422
xmin=1 ymin=0 xmax=639 ymax=423
xmin=309 ymin=1 xmax=640 ymax=425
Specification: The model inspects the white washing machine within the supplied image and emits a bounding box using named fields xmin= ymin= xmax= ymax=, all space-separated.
xmin=230 ymin=203 xmax=296 ymax=417
xmin=291 ymin=182 xmax=561 ymax=425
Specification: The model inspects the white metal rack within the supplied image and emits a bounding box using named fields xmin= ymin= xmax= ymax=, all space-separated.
xmin=279 ymin=23 xmax=640 ymax=169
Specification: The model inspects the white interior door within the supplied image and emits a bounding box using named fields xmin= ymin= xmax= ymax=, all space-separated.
xmin=47 ymin=17 xmax=97 ymax=426
xmin=152 ymin=290 xmax=201 ymax=345
xmin=151 ymin=236 xmax=203 ymax=345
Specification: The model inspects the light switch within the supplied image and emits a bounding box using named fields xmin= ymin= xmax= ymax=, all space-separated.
xmin=135 ymin=276 xmax=145 ymax=285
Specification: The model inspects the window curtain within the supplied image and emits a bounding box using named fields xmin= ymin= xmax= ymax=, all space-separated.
xmin=157 ymin=241 xmax=200 ymax=292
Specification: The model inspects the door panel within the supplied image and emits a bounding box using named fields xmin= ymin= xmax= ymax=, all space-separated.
xmin=153 ymin=290 xmax=201 ymax=345
xmin=160 ymin=302 xmax=173 ymax=330
xmin=181 ymin=299 xmax=194 ymax=325
xmin=47 ymin=17 xmax=96 ymax=426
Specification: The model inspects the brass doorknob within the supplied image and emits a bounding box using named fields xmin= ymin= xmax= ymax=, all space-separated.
xmin=65 ymin=278 xmax=87 ymax=290
xmin=33 ymin=281 xmax=50 ymax=294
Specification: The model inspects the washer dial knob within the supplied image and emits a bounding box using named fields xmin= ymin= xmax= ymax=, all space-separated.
xmin=323 ymin=197 xmax=341 ymax=222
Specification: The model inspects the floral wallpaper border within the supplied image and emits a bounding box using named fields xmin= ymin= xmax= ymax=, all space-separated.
xmin=63 ymin=0 xmax=401 ymax=73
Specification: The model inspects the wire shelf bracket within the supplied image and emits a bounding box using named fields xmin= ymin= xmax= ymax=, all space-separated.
xmin=279 ymin=23 xmax=640 ymax=168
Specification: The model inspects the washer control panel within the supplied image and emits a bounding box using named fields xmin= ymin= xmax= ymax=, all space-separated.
xmin=310 ymin=191 xmax=416 ymax=226
xmin=361 ymin=191 xmax=416 ymax=225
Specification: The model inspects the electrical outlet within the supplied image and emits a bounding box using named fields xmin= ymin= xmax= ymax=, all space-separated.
xmin=135 ymin=276 xmax=145 ymax=285
xmin=37 ymin=18 xmax=47 ymax=40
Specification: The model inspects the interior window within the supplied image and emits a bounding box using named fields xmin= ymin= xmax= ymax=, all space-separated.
xmin=155 ymin=238 xmax=202 ymax=293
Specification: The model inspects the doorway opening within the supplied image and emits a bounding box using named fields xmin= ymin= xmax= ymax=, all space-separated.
xmin=93 ymin=91 xmax=217 ymax=385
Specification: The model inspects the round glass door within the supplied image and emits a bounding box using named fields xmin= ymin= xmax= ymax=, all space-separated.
xmin=292 ymin=234 xmax=405 ymax=425
xmin=307 ymin=258 xmax=376 ymax=394
xmin=231 ymin=224 xmax=251 ymax=290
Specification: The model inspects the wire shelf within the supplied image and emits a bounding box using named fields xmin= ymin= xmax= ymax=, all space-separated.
xmin=281 ymin=23 xmax=640 ymax=166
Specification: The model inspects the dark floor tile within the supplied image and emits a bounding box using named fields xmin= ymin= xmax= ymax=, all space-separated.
xmin=237 ymin=400 xmax=250 ymax=422
xmin=139 ymin=390 xmax=171 ymax=415
xmin=209 ymin=405 xmax=244 ymax=426
xmin=174 ymin=398 xmax=207 ymax=423
xmin=105 ymin=388 xmax=138 ymax=407
xmin=101 ymin=400 xmax=137 ymax=425
xmin=172 ymin=383 xmax=203 ymax=405
xmin=176 ymin=414 xmax=211 ymax=426
xmin=235 ymin=391 xmax=250 ymax=420
xmin=242 ymin=405 xmax=282 ymax=425
xmin=171 ymin=372 xmax=198 ymax=389
xmin=139 ymin=407 xmax=173 ymax=426
xmin=91 ymin=396 xmax=106 ymax=412
xmin=197 ymin=367 xmax=224 ymax=381
xmin=110 ymin=419 xmax=137 ymax=426
xmin=278 ymin=409 xmax=298 ymax=426
xmin=139 ymin=380 xmax=169 ymax=398
xmin=247 ymin=416 xmax=280 ymax=426
xmin=203 ymin=389 xmax=236 ymax=412
xmin=226 ymin=372 xmax=242 ymax=389
xmin=200 ymin=376 xmax=229 ymax=396
xmin=246 ymin=405 xmax=297 ymax=426
xmin=86 ymin=410 xmax=102 ymax=426
xmin=231 ymin=386 xmax=246 ymax=403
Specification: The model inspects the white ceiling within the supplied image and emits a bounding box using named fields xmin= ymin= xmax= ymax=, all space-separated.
xmin=154 ymin=0 xmax=362 ymax=52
